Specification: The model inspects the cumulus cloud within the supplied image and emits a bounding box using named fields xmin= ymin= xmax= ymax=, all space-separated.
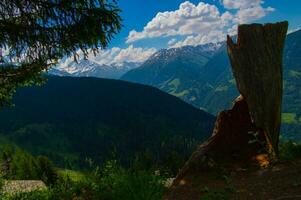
xmin=55 ymin=1 xmax=277 ymax=71
xmin=59 ymin=45 xmax=157 ymax=68
xmin=126 ymin=0 xmax=275 ymax=48
xmin=91 ymin=45 xmax=156 ymax=65
xmin=222 ymin=0 xmax=262 ymax=9
xmin=222 ymin=0 xmax=275 ymax=23
xmin=170 ymin=30 xmax=225 ymax=48
xmin=127 ymin=1 xmax=233 ymax=44
xmin=167 ymin=38 xmax=178 ymax=46
xmin=235 ymin=6 xmax=274 ymax=23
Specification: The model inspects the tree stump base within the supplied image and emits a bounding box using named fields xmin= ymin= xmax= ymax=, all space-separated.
xmin=174 ymin=96 xmax=268 ymax=184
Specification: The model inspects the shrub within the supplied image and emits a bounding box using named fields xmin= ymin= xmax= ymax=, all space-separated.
xmin=36 ymin=156 xmax=58 ymax=186
xmin=0 ymin=190 xmax=50 ymax=200
xmin=0 ymin=176 xmax=4 ymax=194
xmin=0 ymin=156 xmax=166 ymax=200
xmin=116 ymin=171 xmax=166 ymax=200
xmin=279 ymin=141 xmax=301 ymax=161
xmin=92 ymin=160 xmax=166 ymax=200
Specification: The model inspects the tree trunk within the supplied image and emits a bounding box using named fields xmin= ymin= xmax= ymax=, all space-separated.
xmin=227 ymin=21 xmax=288 ymax=155
xmin=171 ymin=21 xmax=288 ymax=185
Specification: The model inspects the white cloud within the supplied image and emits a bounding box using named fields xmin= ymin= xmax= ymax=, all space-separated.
xmin=170 ymin=30 xmax=225 ymax=48
xmin=227 ymin=24 xmax=238 ymax=36
xmin=222 ymin=0 xmax=262 ymax=9
xmin=126 ymin=1 xmax=233 ymax=44
xmin=235 ymin=6 xmax=274 ymax=24
xmin=167 ymin=38 xmax=178 ymax=46
xmin=95 ymin=45 xmax=157 ymax=65
xmin=59 ymin=45 xmax=157 ymax=68
xmin=222 ymin=0 xmax=275 ymax=24
xmin=126 ymin=0 xmax=275 ymax=48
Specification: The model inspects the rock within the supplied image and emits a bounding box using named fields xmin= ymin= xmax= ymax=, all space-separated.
xmin=1 ymin=180 xmax=47 ymax=195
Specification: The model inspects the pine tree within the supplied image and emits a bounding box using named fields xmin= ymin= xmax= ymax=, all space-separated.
xmin=0 ymin=0 xmax=122 ymax=106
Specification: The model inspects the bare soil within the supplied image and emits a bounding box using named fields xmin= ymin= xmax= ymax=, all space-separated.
xmin=163 ymin=159 xmax=301 ymax=200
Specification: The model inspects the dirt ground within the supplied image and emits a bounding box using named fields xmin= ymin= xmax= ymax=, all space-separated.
xmin=163 ymin=159 xmax=301 ymax=200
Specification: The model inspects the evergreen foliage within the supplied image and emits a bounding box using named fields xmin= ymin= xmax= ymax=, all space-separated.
xmin=0 ymin=76 xmax=214 ymax=172
xmin=0 ymin=146 xmax=58 ymax=184
xmin=0 ymin=150 xmax=166 ymax=200
xmin=0 ymin=0 xmax=122 ymax=106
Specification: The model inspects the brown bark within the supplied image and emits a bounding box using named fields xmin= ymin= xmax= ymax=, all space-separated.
xmin=227 ymin=21 xmax=288 ymax=155
xmin=174 ymin=96 xmax=266 ymax=182
xmin=172 ymin=21 xmax=288 ymax=185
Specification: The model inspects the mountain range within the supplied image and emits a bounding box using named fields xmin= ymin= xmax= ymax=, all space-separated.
xmin=121 ymin=43 xmax=222 ymax=108
xmin=121 ymin=30 xmax=301 ymax=140
xmin=120 ymin=40 xmax=237 ymax=112
xmin=50 ymin=59 xmax=140 ymax=79
xmin=48 ymin=29 xmax=301 ymax=141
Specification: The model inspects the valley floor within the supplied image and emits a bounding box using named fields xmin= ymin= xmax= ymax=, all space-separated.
xmin=164 ymin=159 xmax=301 ymax=200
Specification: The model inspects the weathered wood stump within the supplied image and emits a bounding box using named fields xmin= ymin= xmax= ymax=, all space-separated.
xmin=227 ymin=21 xmax=288 ymax=155
xmin=172 ymin=21 xmax=288 ymax=185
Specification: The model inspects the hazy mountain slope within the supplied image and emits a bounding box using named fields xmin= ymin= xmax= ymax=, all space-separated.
xmin=197 ymin=44 xmax=236 ymax=113
xmin=0 ymin=76 xmax=215 ymax=169
xmin=281 ymin=29 xmax=301 ymax=140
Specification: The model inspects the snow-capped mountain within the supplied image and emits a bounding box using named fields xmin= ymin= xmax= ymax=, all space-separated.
xmin=50 ymin=42 xmax=221 ymax=79
xmin=121 ymin=42 xmax=223 ymax=108
xmin=50 ymin=59 xmax=141 ymax=79
xmin=149 ymin=42 xmax=222 ymax=63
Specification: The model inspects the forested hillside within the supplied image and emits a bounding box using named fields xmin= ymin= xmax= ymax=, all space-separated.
xmin=0 ymin=76 xmax=215 ymax=171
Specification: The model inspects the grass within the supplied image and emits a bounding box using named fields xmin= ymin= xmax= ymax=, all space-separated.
xmin=190 ymin=96 xmax=197 ymax=101
xmin=289 ymin=70 xmax=301 ymax=78
xmin=171 ymin=90 xmax=190 ymax=97
xmin=57 ymin=169 xmax=85 ymax=182
xmin=282 ymin=113 xmax=298 ymax=124
xmin=279 ymin=141 xmax=301 ymax=161
xmin=168 ymin=79 xmax=181 ymax=89
xmin=215 ymin=85 xmax=229 ymax=92
xmin=228 ymin=79 xmax=236 ymax=85
xmin=0 ymin=190 xmax=50 ymax=200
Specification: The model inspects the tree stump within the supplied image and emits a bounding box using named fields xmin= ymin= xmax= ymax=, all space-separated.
xmin=172 ymin=21 xmax=288 ymax=185
xmin=227 ymin=21 xmax=288 ymax=155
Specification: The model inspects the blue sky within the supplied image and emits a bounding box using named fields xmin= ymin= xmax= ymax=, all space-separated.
xmin=59 ymin=0 xmax=301 ymax=67
xmin=112 ymin=0 xmax=301 ymax=48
